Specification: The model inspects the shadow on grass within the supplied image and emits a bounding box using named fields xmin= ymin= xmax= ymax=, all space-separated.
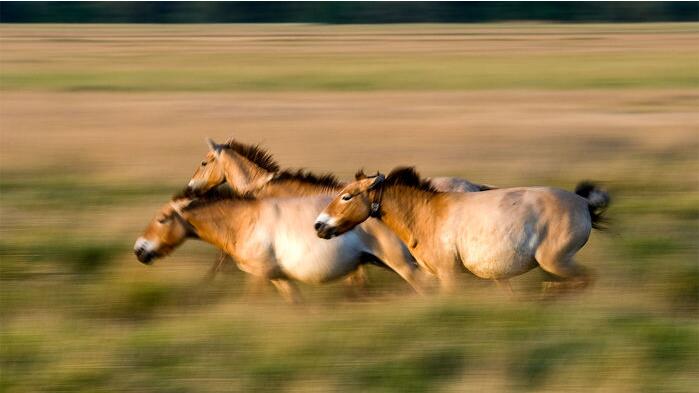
xmin=1 ymin=172 xmax=176 ymax=211
xmin=509 ymin=340 xmax=597 ymax=390
xmin=0 ymin=240 xmax=123 ymax=276
xmin=350 ymin=348 xmax=467 ymax=393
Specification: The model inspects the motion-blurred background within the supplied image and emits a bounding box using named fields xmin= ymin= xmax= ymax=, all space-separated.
xmin=1 ymin=3 xmax=697 ymax=392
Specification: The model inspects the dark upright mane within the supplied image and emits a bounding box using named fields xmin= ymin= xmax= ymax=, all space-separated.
xmin=172 ymin=184 xmax=254 ymax=212
xmin=385 ymin=167 xmax=437 ymax=193
xmin=221 ymin=138 xmax=280 ymax=173
xmin=272 ymin=169 xmax=343 ymax=189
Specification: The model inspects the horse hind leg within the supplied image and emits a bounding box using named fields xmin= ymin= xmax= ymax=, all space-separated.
xmin=536 ymin=254 xmax=594 ymax=296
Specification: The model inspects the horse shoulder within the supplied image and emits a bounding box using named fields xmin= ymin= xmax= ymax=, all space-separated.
xmin=416 ymin=193 xmax=462 ymax=260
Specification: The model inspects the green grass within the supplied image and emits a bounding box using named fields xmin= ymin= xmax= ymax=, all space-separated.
xmin=1 ymin=298 xmax=697 ymax=393
xmin=1 ymin=166 xmax=697 ymax=392
xmin=2 ymin=52 xmax=697 ymax=92
xmin=0 ymin=172 xmax=175 ymax=210
xmin=2 ymin=23 xmax=698 ymax=91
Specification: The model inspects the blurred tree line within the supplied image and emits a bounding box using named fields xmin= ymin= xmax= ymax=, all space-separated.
xmin=1 ymin=2 xmax=697 ymax=24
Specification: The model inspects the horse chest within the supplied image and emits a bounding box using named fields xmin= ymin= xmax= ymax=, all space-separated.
xmin=233 ymin=230 xmax=278 ymax=277
xmin=272 ymin=228 xmax=364 ymax=284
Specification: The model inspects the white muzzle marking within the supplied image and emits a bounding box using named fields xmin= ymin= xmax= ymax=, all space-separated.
xmin=315 ymin=213 xmax=337 ymax=227
xmin=134 ymin=237 xmax=157 ymax=253
xmin=187 ymin=179 xmax=206 ymax=190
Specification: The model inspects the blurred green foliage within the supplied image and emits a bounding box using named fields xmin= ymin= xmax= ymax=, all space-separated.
xmin=1 ymin=163 xmax=696 ymax=392
xmin=1 ymin=2 xmax=697 ymax=24
xmin=2 ymin=51 xmax=697 ymax=92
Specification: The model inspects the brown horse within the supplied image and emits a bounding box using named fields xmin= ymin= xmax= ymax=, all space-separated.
xmin=186 ymin=138 xmax=494 ymax=282
xmin=315 ymin=167 xmax=610 ymax=293
xmin=134 ymin=188 xmax=427 ymax=303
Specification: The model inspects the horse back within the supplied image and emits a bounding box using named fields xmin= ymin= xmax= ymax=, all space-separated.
xmin=443 ymin=187 xmax=591 ymax=278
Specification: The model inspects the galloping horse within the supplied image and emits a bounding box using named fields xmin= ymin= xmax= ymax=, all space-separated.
xmin=315 ymin=167 xmax=610 ymax=293
xmin=185 ymin=138 xmax=493 ymax=283
xmin=187 ymin=138 xmax=493 ymax=196
xmin=134 ymin=188 xmax=426 ymax=303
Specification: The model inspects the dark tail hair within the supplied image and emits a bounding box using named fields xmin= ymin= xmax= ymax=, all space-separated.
xmin=575 ymin=181 xmax=610 ymax=230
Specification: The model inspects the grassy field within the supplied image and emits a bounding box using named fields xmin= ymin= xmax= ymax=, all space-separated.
xmin=1 ymin=24 xmax=698 ymax=91
xmin=1 ymin=24 xmax=698 ymax=392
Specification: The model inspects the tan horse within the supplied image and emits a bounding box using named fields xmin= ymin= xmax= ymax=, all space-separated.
xmin=134 ymin=188 xmax=426 ymax=303
xmin=185 ymin=139 xmax=418 ymax=289
xmin=315 ymin=167 xmax=610 ymax=293
xmin=188 ymin=138 xmax=493 ymax=195
xmin=186 ymin=138 xmax=493 ymax=282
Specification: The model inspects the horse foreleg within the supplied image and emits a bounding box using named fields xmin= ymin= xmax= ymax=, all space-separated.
xmin=495 ymin=279 xmax=515 ymax=298
xmin=243 ymin=274 xmax=269 ymax=298
xmin=437 ymin=267 xmax=460 ymax=295
xmin=368 ymin=237 xmax=430 ymax=295
xmin=202 ymin=251 xmax=228 ymax=283
xmin=271 ymin=279 xmax=303 ymax=305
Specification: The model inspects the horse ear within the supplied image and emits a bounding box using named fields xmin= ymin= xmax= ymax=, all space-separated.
xmin=206 ymin=138 xmax=223 ymax=154
xmin=170 ymin=199 xmax=192 ymax=215
xmin=355 ymin=169 xmax=367 ymax=180
xmin=367 ymin=173 xmax=385 ymax=190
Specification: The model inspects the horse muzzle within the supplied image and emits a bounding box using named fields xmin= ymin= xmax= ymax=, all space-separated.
xmin=134 ymin=238 xmax=158 ymax=264
xmin=186 ymin=179 xmax=207 ymax=195
xmin=134 ymin=247 xmax=156 ymax=264
xmin=314 ymin=221 xmax=337 ymax=239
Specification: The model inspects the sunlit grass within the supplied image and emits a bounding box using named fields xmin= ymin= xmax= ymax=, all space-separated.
xmin=1 ymin=295 xmax=697 ymax=393
xmin=2 ymin=136 xmax=697 ymax=393
xmin=1 ymin=24 xmax=698 ymax=91
xmin=1 ymin=132 xmax=697 ymax=391
xmin=1 ymin=165 xmax=696 ymax=391
xmin=2 ymin=52 xmax=697 ymax=92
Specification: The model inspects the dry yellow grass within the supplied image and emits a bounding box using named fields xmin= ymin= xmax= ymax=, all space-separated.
xmin=1 ymin=90 xmax=697 ymax=184
xmin=2 ymin=24 xmax=697 ymax=91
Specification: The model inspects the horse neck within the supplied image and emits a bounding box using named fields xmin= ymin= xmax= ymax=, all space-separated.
xmin=183 ymin=201 xmax=252 ymax=255
xmin=220 ymin=151 xmax=273 ymax=193
xmin=377 ymin=185 xmax=438 ymax=249
xmin=255 ymin=178 xmax=341 ymax=198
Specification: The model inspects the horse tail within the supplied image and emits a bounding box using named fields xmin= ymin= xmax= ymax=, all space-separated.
xmin=574 ymin=181 xmax=610 ymax=230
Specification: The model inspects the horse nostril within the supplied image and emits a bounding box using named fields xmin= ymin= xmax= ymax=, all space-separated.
xmin=314 ymin=222 xmax=322 ymax=231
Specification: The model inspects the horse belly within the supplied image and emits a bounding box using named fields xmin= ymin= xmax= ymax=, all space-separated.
xmin=457 ymin=229 xmax=539 ymax=280
xmin=462 ymin=252 xmax=538 ymax=279
xmin=274 ymin=230 xmax=364 ymax=284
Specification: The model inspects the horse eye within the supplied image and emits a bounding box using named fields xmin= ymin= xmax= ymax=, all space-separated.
xmin=342 ymin=194 xmax=352 ymax=201
xmin=201 ymin=161 xmax=207 ymax=166
xmin=158 ymin=217 xmax=169 ymax=224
